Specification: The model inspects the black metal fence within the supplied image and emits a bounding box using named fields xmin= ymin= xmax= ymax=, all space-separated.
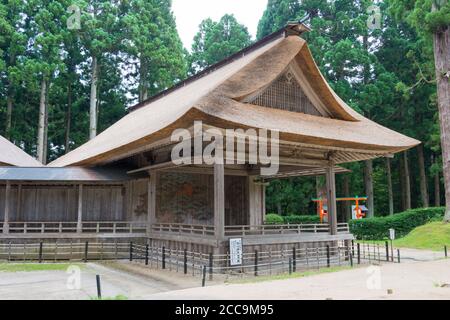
xmin=0 ymin=240 xmax=403 ymax=281
xmin=130 ymin=241 xmax=402 ymax=279
xmin=0 ymin=241 xmax=130 ymax=262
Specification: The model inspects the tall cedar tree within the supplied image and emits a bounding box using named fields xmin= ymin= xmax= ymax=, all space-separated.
xmin=122 ymin=0 xmax=186 ymax=103
xmin=189 ymin=14 xmax=252 ymax=74
xmin=389 ymin=0 xmax=450 ymax=221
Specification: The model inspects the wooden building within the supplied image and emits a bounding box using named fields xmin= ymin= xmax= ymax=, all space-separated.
xmin=0 ymin=24 xmax=419 ymax=255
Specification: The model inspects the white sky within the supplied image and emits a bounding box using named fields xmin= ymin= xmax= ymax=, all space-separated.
xmin=172 ymin=0 xmax=268 ymax=51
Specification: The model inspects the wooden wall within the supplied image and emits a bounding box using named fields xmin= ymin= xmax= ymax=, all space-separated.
xmin=155 ymin=172 xmax=249 ymax=226
xmin=82 ymin=185 xmax=124 ymax=221
xmin=0 ymin=174 xmax=258 ymax=225
xmin=125 ymin=179 xmax=148 ymax=222
xmin=0 ymin=182 xmax=147 ymax=222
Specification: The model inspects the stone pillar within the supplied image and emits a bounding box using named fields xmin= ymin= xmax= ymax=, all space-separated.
xmin=77 ymin=184 xmax=83 ymax=233
xmin=325 ymin=166 xmax=338 ymax=235
xmin=3 ymin=181 xmax=10 ymax=234
xmin=214 ymin=162 xmax=225 ymax=240
xmin=147 ymin=173 xmax=157 ymax=235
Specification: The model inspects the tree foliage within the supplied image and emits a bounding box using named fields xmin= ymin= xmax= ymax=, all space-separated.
xmin=0 ymin=0 xmax=187 ymax=162
xmin=189 ymin=14 xmax=252 ymax=74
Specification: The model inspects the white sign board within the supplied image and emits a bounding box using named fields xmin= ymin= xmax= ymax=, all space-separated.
xmin=351 ymin=206 xmax=357 ymax=220
xmin=389 ymin=228 xmax=395 ymax=240
xmin=229 ymin=238 xmax=243 ymax=266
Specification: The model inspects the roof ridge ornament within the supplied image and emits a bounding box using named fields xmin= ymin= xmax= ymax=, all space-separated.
xmin=285 ymin=15 xmax=311 ymax=37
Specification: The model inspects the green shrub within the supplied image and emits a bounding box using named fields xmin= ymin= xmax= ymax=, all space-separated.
xmin=265 ymin=214 xmax=320 ymax=225
xmin=283 ymin=215 xmax=320 ymax=224
xmin=349 ymin=207 xmax=445 ymax=240
xmin=265 ymin=213 xmax=284 ymax=225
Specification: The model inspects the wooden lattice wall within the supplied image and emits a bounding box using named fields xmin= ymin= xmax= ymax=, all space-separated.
xmin=250 ymin=71 xmax=322 ymax=116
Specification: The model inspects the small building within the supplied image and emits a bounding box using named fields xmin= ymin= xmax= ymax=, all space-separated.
xmin=0 ymin=24 xmax=419 ymax=256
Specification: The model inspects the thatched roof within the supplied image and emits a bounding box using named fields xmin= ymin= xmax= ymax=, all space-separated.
xmin=50 ymin=25 xmax=419 ymax=167
xmin=0 ymin=166 xmax=146 ymax=182
xmin=0 ymin=135 xmax=42 ymax=167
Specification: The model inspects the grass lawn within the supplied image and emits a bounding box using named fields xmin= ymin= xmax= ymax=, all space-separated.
xmin=358 ymin=221 xmax=450 ymax=252
xmin=0 ymin=263 xmax=81 ymax=272
xmin=393 ymin=222 xmax=450 ymax=251
xmin=227 ymin=265 xmax=356 ymax=284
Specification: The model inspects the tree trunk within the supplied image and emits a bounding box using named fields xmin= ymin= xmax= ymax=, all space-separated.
xmin=343 ymin=175 xmax=351 ymax=221
xmin=89 ymin=56 xmax=99 ymax=140
xmin=139 ymin=59 xmax=148 ymax=102
xmin=5 ymin=53 xmax=16 ymax=140
xmin=403 ymin=151 xmax=411 ymax=210
xmin=37 ymin=78 xmax=47 ymax=163
xmin=5 ymin=95 xmax=13 ymax=140
xmin=417 ymin=145 xmax=429 ymax=207
xmin=364 ymin=160 xmax=374 ymax=218
xmin=43 ymin=97 xmax=49 ymax=165
xmin=400 ymin=156 xmax=405 ymax=210
xmin=435 ymin=170 xmax=441 ymax=207
xmin=386 ymin=158 xmax=394 ymax=215
xmin=432 ymin=20 xmax=450 ymax=221
xmin=65 ymin=82 xmax=72 ymax=153
xmin=276 ymin=202 xmax=282 ymax=215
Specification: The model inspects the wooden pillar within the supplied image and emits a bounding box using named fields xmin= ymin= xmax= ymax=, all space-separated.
xmin=147 ymin=173 xmax=157 ymax=235
xmin=3 ymin=181 xmax=11 ymax=234
xmin=77 ymin=184 xmax=83 ymax=233
xmin=248 ymin=177 xmax=265 ymax=226
xmin=261 ymin=183 xmax=266 ymax=223
xmin=214 ymin=162 xmax=225 ymax=240
xmin=325 ymin=167 xmax=338 ymax=235
xmin=17 ymin=184 xmax=22 ymax=221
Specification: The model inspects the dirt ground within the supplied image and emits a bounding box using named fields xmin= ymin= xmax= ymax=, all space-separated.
xmin=0 ymin=261 xmax=205 ymax=300
xmin=144 ymin=259 xmax=450 ymax=300
xmin=0 ymin=253 xmax=449 ymax=300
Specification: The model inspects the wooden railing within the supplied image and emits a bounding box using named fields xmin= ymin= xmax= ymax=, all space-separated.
xmin=151 ymin=223 xmax=215 ymax=237
xmin=151 ymin=222 xmax=350 ymax=237
xmin=225 ymin=223 xmax=350 ymax=237
xmin=337 ymin=223 xmax=350 ymax=233
xmin=1 ymin=221 xmax=147 ymax=234
xmin=0 ymin=221 xmax=350 ymax=237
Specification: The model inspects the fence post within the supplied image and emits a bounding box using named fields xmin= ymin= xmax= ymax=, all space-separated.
xmin=292 ymin=247 xmax=296 ymax=273
xmin=357 ymin=243 xmax=361 ymax=265
xmin=445 ymin=246 xmax=448 ymax=258
xmin=84 ymin=241 xmax=89 ymax=263
xmin=326 ymin=245 xmax=330 ymax=268
xmin=385 ymin=241 xmax=389 ymax=262
xmin=145 ymin=244 xmax=149 ymax=265
xmin=183 ymin=249 xmax=188 ymax=274
xmin=202 ymin=265 xmax=206 ymax=287
xmin=96 ymin=274 xmax=102 ymax=299
xmin=352 ymin=240 xmax=355 ymax=256
xmin=129 ymin=242 xmax=133 ymax=262
xmin=39 ymin=242 xmax=43 ymax=263
xmin=162 ymin=246 xmax=166 ymax=269
xmin=397 ymin=249 xmax=401 ymax=263
xmin=209 ymin=253 xmax=213 ymax=280
xmin=349 ymin=247 xmax=353 ymax=267
xmin=289 ymin=258 xmax=292 ymax=275
xmin=254 ymin=250 xmax=258 ymax=276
